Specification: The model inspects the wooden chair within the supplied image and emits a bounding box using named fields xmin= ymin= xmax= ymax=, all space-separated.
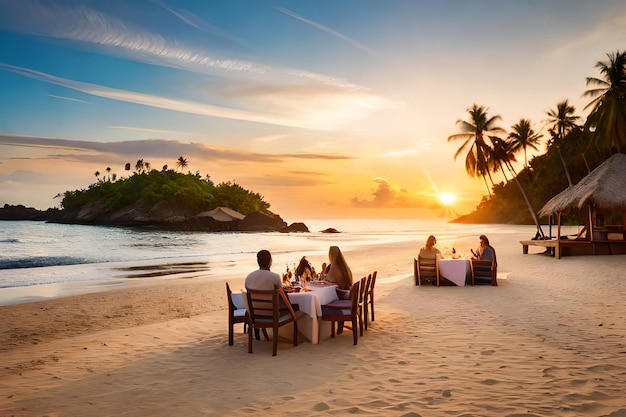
xmin=471 ymin=246 xmax=497 ymax=286
xmin=321 ymin=280 xmax=362 ymax=345
xmin=415 ymin=255 xmax=440 ymax=286
xmin=362 ymin=274 xmax=373 ymax=330
xmin=470 ymin=259 xmax=497 ymax=286
xmin=226 ymin=282 xmax=249 ymax=346
xmin=365 ymin=271 xmax=378 ymax=321
xmin=246 ymin=287 xmax=298 ymax=356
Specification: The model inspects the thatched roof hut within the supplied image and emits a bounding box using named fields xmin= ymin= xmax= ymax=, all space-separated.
xmin=196 ymin=207 xmax=245 ymax=222
xmin=539 ymin=153 xmax=626 ymax=217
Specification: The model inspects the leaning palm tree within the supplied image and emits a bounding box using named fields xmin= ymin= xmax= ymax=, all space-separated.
xmin=176 ymin=156 xmax=189 ymax=172
xmin=448 ymin=104 xmax=505 ymax=196
xmin=491 ymin=136 xmax=544 ymax=237
xmin=583 ymin=50 xmax=626 ymax=154
xmin=545 ymin=100 xmax=580 ymax=187
xmin=507 ymin=119 xmax=542 ymax=170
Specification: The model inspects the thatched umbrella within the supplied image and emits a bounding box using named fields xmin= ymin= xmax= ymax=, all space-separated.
xmin=539 ymin=153 xmax=626 ymax=217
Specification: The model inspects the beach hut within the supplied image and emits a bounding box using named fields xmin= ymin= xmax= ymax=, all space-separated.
xmin=196 ymin=207 xmax=245 ymax=222
xmin=536 ymin=153 xmax=626 ymax=258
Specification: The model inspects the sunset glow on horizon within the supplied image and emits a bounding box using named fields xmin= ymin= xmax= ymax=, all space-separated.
xmin=0 ymin=1 xmax=624 ymax=220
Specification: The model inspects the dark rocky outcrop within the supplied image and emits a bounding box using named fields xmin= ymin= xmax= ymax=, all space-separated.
xmin=281 ymin=222 xmax=310 ymax=233
xmin=320 ymin=227 xmax=340 ymax=233
xmin=0 ymin=204 xmax=62 ymax=221
xmin=1 ymin=202 xmax=307 ymax=233
xmin=239 ymin=210 xmax=287 ymax=231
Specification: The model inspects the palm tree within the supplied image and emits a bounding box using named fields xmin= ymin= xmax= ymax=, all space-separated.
xmin=106 ymin=167 xmax=111 ymax=182
xmin=176 ymin=156 xmax=189 ymax=172
xmin=489 ymin=136 xmax=515 ymax=182
xmin=125 ymin=162 xmax=131 ymax=171
xmin=94 ymin=171 xmax=100 ymax=182
xmin=491 ymin=136 xmax=544 ymax=237
xmin=583 ymin=50 xmax=626 ymax=154
xmin=545 ymin=100 xmax=580 ymax=187
xmin=448 ymin=104 xmax=505 ymax=196
xmin=135 ymin=159 xmax=144 ymax=174
xmin=507 ymin=119 xmax=542 ymax=170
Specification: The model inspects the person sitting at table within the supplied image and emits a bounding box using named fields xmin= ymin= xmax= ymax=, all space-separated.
xmin=324 ymin=246 xmax=353 ymax=290
xmin=245 ymin=249 xmax=282 ymax=290
xmin=471 ymin=234 xmax=496 ymax=263
xmin=419 ymin=235 xmax=442 ymax=259
xmin=295 ymin=256 xmax=313 ymax=281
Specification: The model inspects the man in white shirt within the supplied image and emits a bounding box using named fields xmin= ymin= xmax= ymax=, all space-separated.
xmin=245 ymin=249 xmax=282 ymax=290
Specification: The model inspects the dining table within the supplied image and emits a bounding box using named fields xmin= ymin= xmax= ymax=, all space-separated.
xmin=284 ymin=282 xmax=338 ymax=344
xmin=438 ymin=258 xmax=470 ymax=286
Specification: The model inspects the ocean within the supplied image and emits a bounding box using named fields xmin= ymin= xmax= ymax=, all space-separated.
xmin=0 ymin=219 xmax=543 ymax=305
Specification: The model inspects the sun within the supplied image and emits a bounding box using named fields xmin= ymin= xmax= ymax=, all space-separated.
xmin=437 ymin=192 xmax=457 ymax=206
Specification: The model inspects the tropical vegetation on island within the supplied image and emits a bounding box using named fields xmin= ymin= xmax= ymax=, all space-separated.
xmin=449 ymin=50 xmax=626 ymax=226
xmin=58 ymin=156 xmax=270 ymax=216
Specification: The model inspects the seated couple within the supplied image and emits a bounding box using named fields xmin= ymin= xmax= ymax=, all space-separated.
xmin=419 ymin=234 xmax=496 ymax=262
xmin=246 ymin=246 xmax=353 ymax=291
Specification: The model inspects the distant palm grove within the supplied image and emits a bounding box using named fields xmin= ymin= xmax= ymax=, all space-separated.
xmin=59 ymin=156 xmax=270 ymax=215
xmin=448 ymin=50 xmax=625 ymax=228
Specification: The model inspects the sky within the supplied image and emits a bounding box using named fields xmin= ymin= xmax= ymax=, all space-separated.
xmin=0 ymin=0 xmax=624 ymax=220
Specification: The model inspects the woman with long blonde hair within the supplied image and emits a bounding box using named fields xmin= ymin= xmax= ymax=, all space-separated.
xmin=325 ymin=246 xmax=353 ymax=290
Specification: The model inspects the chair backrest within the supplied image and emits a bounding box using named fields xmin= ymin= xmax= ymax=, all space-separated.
xmin=369 ymin=271 xmax=377 ymax=294
xmin=246 ymin=287 xmax=297 ymax=324
xmin=226 ymin=282 xmax=246 ymax=310
xmin=358 ymin=276 xmax=368 ymax=308
xmin=363 ymin=274 xmax=372 ymax=303
xmin=470 ymin=259 xmax=497 ymax=285
xmin=417 ymin=255 xmax=439 ymax=286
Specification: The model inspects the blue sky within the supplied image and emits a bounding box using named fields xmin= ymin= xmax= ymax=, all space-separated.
xmin=0 ymin=0 xmax=624 ymax=219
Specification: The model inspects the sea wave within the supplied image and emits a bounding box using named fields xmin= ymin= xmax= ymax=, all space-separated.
xmin=0 ymin=256 xmax=92 ymax=270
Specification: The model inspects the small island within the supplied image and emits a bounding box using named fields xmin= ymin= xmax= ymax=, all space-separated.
xmin=0 ymin=158 xmax=309 ymax=233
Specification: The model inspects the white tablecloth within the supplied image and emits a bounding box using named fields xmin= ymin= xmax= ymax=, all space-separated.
xmin=438 ymin=259 xmax=469 ymax=286
xmin=286 ymin=284 xmax=338 ymax=344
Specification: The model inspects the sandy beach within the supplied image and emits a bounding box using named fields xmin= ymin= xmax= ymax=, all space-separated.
xmin=1 ymin=231 xmax=626 ymax=417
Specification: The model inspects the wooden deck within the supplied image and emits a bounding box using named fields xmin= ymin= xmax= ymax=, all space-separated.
xmin=520 ymin=239 xmax=559 ymax=257
xmin=520 ymin=238 xmax=626 ymax=259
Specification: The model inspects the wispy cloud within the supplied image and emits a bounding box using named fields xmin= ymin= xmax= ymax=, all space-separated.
xmin=0 ymin=1 xmax=393 ymax=129
xmin=107 ymin=125 xmax=204 ymax=137
xmin=1 ymin=62 xmax=390 ymax=130
xmin=150 ymin=0 xmax=248 ymax=46
xmin=551 ymin=9 xmax=626 ymax=58
xmin=243 ymin=174 xmax=332 ymax=187
xmin=47 ymin=94 xmax=87 ymax=103
xmin=0 ymin=0 xmax=265 ymax=74
xmin=0 ymin=0 xmax=370 ymax=90
xmin=0 ymin=133 xmax=351 ymax=164
xmin=275 ymin=6 xmax=376 ymax=57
